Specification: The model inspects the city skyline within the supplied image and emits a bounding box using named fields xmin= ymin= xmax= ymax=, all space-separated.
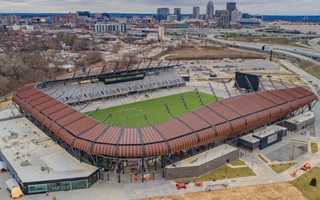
xmin=1 ymin=0 xmax=320 ymax=15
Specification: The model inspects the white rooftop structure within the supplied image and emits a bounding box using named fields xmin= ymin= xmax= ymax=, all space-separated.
xmin=285 ymin=111 xmax=315 ymax=125
xmin=166 ymin=144 xmax=238 ymax=168
xmin=0 ymin=106 xmax=97 ymax=183
xmin=253 ymin=125 xmax=287 ymax=139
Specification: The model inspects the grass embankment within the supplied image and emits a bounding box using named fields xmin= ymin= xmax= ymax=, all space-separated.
xmin=296 ymin=60 xmax=320 ymax=79
xmin=257 ymin=155 xmax=269 ymax=163
xmin=230 ymin=159 xmax=246 ymax=166
xmin=269 ymin=162 xmax=297 ymax=174
xmin=87 ymin=91 xmax=222 ymax=128
xmin=225 ymin=34 xmax=307 ymax=48
xmin=291 ymin=167 xmax=320 ymax=200
xmin=311 ymin=143 xmax=318 ymax=154
xmin=175 ymin=165 xmax=255 ymax=183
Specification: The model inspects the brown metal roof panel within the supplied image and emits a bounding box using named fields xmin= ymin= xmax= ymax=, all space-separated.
xmin=59 ymin=129 xmax=76 ymax=145
xmin=223 ymin=98 xmax=252 ymax=116
xmin=24 ymin=92 xmax=47 ymax=103
xmin=248 ymin=93 xmax=275 ymax=108
xmin=35 ymin=98 xmax=58 ymax=111
xmin=156 ymin=119 xmax=191 ymax=139
xmin=269 ymin=106 xmax=283 ymax=121
xmin=118 ymin=145 xmax=143 ymax=158
xmin=16 ymin=86 xmax=39 ymax=98
xmin=56 ymin=112 xmax=83 ymax=126
xmin=208 ymin=103 xmax=240 ymax=121
xmin=292 ymin=87 xmax=312 ymax=96
xmin=31 ymin=96 xmax=54 ymax=108
xmin=257 ymin=110 xmax=271 ymax=124
xmin=80 ymin=124 xmax=107 ymax=141
xmin=235 ymin=96 xmax=263 ymax=112
xmin=244 ymin=114 xmax=260 ymax=132
xmin=283 ymin=88 xmax=304 ymax=98
xmin=258 ymin=91 xmax=286 ymax=104
xmin=141 ymin=127 xmax=163 ymax=144
xmin=179 ymin=112 xmax=210 ymax=130
xmin=269 ymin=90 xmax=295 ymax=101
xmin=49 ymin=123 xmax=61 ymax=134
xmin=230 ymin=118 xmax=246 ymax=137
xmin=120 ymin=128 xmax=140 ymax=145
xmin=144 ymin=142 xmax=168 ymax=157
xmin=215 ymin=123 xmax=231 ymax=141
xmin=175 ymin=134 xmax=198 ymax=152
xmin=41 ymin=103 xmax=67 ymax=115
xmin=34 ymin=112 xmax=46 ymax=123
xmin=193 ymin=107 xmax=225 ymax=125
xmin=197 ymin=128 xmax=215 ymax=145
xmin=73 ymin=139 xmax=92 ymax=153
xmin=42 ymin=117 xmax=52 ymax=128
xmin=93 ymin=143 xmax=116 ymax=157
xmin=65 ymin=117 xmax=98 ymax=136
xmin=29 ymin=107 xmax=39 ymax=117
xmin=97 ymin=127 xmax=122 ymax=144
xmin=48 ymin=107 xmax=75 ymax=120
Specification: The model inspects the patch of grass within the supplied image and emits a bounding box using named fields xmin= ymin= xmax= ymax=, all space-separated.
xmin=257 ymin=154 xmax=269 ymax=163
xmin=296 ymin=60 xmax=315 ymax=69
xmin=269 ymin=162 xmax=297 ymax=174
xmin=295 ymin=60 xmax=320 ymax=79
xmin=230 ymin=159 xmax=246 ymax=166
xmin=311 ymin=143 xmax=318 ymax=154
xmin=291 ymin=166 xmax=320 ymax=200
xmin=291 ymin=139 xmax=308 ymax=144
xmin=175 ymin=165 xmax=255 ymax=183
xmin=86 ymin=91 xmax=222 ymax=128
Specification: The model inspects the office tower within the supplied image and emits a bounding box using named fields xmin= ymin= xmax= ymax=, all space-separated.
xmin=217 ymin=10 xmax=230 ymax=28
xmin=193 ymin=6 xmax=200 ymax=19
xmin=174 ymin=8 xmax=182 ymax=21
xmin=215 ymin=10 xmax=223 ymax=18
xmin=227 ymin=2 xmax=237 ymax=12
xmin=206 ymin=1 xmax=214 ymax=20
xmin=230 ymin=10 xmax=242 ymax=24
xmin=76 ymin=11 xmax=91 ymax=18
xmin=157 ymin=8 xmax=170 ymax=21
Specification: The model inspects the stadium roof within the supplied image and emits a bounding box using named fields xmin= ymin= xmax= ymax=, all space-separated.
xmin=13 ymin=85 xmax=317 ymax=158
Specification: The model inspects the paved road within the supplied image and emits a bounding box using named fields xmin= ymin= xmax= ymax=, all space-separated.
xmin=207 ymin=35 xmax=320 ymax=62
xmin=308 ymin=38 xmax=320 ymax=51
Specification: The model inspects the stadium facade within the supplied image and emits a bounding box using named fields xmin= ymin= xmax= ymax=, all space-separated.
xmin=11 ymin=67 xmax=318 ymax=184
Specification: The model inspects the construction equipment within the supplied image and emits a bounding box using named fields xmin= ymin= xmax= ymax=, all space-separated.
xmin=291 ymin=162 xmax=312 ymax=177
xmin=176 ymin=182 xmax=187 ymax=190
xmin=301 ymin=162 xmax=311 ymax=171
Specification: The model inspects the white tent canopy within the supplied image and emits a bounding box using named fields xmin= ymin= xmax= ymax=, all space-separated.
xmin=0 ymin=161 xmax=7 ymax=171
xmin=6 ymin=178 xmax=19 ymax=190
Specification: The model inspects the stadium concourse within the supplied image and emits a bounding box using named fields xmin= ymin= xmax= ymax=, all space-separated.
xmin=11 ymin=66 xmax=318 ymax=186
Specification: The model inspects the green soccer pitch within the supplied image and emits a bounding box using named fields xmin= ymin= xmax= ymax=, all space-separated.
xmin=85 ymin=91 xmax=222 ymax=128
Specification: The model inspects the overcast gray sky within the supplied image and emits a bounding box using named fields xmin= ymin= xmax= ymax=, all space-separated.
xmin=0 ymin=0 xmax=319 ymax=15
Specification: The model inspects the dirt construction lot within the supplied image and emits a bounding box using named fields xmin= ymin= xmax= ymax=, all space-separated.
xmin=147 ymin=183 xmax=307 ymax=200
xmin=158 ymin=46 xmax=265 ymax=60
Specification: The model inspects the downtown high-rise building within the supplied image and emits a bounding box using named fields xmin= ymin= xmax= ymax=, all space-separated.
xmin=206 ymin=0 xmax=214 ymax=19
xmin=174 ymin=8 xmax=182 ymax=21
xmin=157 ymin=8 xmax=170 ymax=21
xmin=227 ymin=2 xmax=237 ymax=12
xmin=193 ymin=6 xmax=200 ymax=19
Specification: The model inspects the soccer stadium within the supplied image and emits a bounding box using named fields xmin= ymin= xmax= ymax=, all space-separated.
xmin=8 ymin=64 xmax=318 ymax=194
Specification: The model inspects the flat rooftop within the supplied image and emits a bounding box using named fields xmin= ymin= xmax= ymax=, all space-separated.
xmin=240 ymin=133 xmax=260 ymax=143
xmin=166 ymin=144 xmax=238 ymax=168
xmin=285 ymin=111 xmax=315 ymax=124
xmin=253 ymin=125 xmax=287 ymax=139
xmin=0 ymin=105 xmax=97 ymax=183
